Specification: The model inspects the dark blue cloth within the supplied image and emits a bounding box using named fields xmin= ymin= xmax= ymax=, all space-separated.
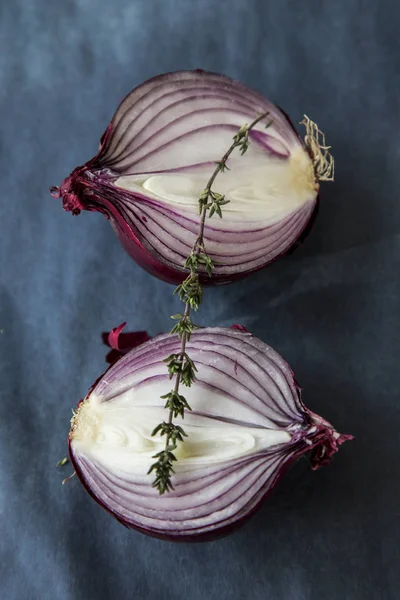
xmin=1 ymin=1 xmax=398 ymax=598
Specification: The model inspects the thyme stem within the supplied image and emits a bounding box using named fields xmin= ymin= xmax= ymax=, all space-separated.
xmin=168 ymin=303 xmax=191 ymax=424
xmin=148 ymin=110 xmax=271 ymax=494
xmin=195 ymin=110 xmax=271 ymax=249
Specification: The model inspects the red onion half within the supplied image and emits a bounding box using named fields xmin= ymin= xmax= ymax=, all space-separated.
xmin=69 ymin=327 xmax=351 ymax=540
xmin=53 ymin=71 xmax=321 ymax=284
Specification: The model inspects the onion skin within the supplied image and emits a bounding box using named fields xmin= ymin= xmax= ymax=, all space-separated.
xmin=68 ymin=327 xmax=352 ymax=541
xmin=52 ymin=70 xmax=319 ymax=285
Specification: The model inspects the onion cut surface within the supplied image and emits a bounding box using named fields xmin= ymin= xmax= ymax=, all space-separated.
xmin=69 ymin=327 xmax=351 ymax=540
xmin=55 ymin=71 xmax=319 ymax=284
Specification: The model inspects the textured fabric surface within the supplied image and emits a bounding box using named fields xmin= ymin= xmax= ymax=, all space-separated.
xmin=1 ymin=1 xmax=399 ymax=598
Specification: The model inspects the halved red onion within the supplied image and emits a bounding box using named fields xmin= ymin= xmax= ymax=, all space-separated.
xmin=69 ymin=327 xmax=351 ymax=540
xmin=53 ymin=70 xmax=320 ymax=284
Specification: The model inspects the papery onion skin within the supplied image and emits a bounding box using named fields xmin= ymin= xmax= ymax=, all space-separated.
xmin=68 ymin=327 xmax=352 ymax=541
xmin=53 ymin=70 xmax=319 ymax=285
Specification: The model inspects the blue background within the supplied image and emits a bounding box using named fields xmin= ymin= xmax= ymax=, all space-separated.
xmin=1 ymin=0 xmax=399 ymax=598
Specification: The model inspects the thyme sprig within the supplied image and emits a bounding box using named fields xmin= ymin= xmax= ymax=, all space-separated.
xmin=148 ymin=111 xmax=271 ymax=494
